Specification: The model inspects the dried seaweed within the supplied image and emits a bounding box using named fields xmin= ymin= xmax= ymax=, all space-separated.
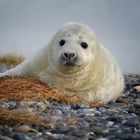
xmin=0 ymin=105 xmax=48 ymax=126
xmin=0 ymin=76 xmax=86 ymax=104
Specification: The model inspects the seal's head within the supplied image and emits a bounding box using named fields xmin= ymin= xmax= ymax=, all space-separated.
xmin=49 ymin=23 xmax=99 ymax=74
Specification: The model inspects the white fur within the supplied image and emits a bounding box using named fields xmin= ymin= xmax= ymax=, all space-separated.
xmin=0 ymin=23 xmax=124 ymax=104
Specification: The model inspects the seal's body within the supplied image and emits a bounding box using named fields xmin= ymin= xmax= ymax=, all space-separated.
xmin=0 ymin=23 xmax=124 ymax=104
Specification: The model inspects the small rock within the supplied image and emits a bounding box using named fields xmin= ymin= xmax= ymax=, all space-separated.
xmin=77 ymin=120 xmax=89 ymax=128
xmin=134 ymin=86 xmax=140 ymax=91
xmin=30 ymin=102 xmax=47 ymax=111
xmin=0 ymin=135 xmax=14 ymax=140
xmin=94 ymin=110 xmax=102 ymax=116
xmin=50 ymin=115 xmax=63 ymax=122
xmin=97 ymin=107 xmax=107 ymax=113
xmin=49 ymin=109 xmax=63 ymax=116
xmin=78 ymin=108 xmax=96 ymax=116
xmin=106 ymin=121 xmax=114 ymax=127
xmin=134 ymin=98 xmax=140 ymax=108
xmin=124 ymin=118 xmax=139 ymax=127
xmin=52 ymin=125 xmax=69 ymax=133
xmin=0 ymin=126 xmax=14 ymax=137
xmin=13 ymin=134 xmax=32 ymax=140
xmin=60 ymin=105 xmax=71 ymax=112
xmin=15 ymin=125 xmax=38 ymax=133
xmin=96 ymin=138 xmax=108 ymax=140
xmin=45 ymin=131 xmax=65 ymax=139
xmin=6 ymin=102 xmax=17 ymax=110
xmin=63 ymin=112 xmax=72 ymax=118
xmin=79 ymin=108 xmax=96 ymax=113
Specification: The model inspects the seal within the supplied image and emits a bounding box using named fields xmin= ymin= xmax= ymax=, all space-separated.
xmin=0 ymin=23 xmax=124 ymax=104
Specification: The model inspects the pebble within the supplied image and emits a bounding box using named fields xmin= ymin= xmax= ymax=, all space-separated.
xmin=49 ymin=109 xmax=63 ymax=116
xmin=77 ymin=120 xmax=89 ymax=128
xmin=134 ymin=85 xmax=140 ymax=91
xmin=6 ymin=102 xmax=18 ymax=110
xmin=13 ymin=134 xmax=32 ymax=140
xmin=30 ymin=102 xmax=47 ymax=111
xmin=50 ymin=115 xmax=63 ymax=122
xmin=124 ymin=117 xmax=139 ymax=127
xmin=60 ymin=105 xmax=71 ymax=112
xmin=78 ymin=108 xmax=96 ymax=116
xmin=15 ymin=125 xmax=38 ymax=133
xmin=106 ymin=121 xmax=114 ymax=127
xmin=0 ymin=135 xmax=14 ymax=140
xmin=94 ymin=110 xmax=102 ymax=116
xmin=45 ymin=131 xmax=65 ymax=139
xmin=96 ymin=138 xmax=108 ymax=140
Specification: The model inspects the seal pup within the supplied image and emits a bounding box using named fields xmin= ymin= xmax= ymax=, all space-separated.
xmin=0 ymin=23 xmax=124 ymax=104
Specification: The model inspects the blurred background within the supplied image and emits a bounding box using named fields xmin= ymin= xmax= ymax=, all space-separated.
xmin=0 ymin=0 xmax=140 ymax=73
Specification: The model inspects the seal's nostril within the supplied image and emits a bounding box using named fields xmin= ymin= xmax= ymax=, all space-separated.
xmin=64 ymin=52 xmax=68 ymax=58
xmin=71 ymin=53 xmax=75 ymax=57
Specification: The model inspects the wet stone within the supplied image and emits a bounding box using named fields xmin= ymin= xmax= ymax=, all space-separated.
xmin=124 ymin=117 xmax=139 ymax=127
xmin=60 ymin=105 xmax=71 ymax=112
xmin=6 ymin=102 xmax=18 ymax=110
xmin=13 ymin=134 xmax=32 ymax=140
xmin=51 ymin=125 xmax=69 ymax=134
xmin=50 ymin=115 xmax=63 ymax=122
xmin=49 ymin=109 xmax=63 ymax=116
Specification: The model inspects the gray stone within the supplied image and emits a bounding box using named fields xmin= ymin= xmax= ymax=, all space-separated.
xmin=49 ymin=109 xmax=63 ymax=116
xmin=60 ymin=105 xmax=71 ymax=112
xmin=50 ymin=115 xmax=63 ymax=122
xmin=13 ymin=134 xmax=32 ymax=140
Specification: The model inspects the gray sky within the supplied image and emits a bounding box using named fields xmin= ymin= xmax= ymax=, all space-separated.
xmin=0 ymin=0 xmax=140 ymax=72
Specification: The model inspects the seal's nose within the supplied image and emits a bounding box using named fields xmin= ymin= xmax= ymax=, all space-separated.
xmin=62 ymin=52 xmax=76 ymax=61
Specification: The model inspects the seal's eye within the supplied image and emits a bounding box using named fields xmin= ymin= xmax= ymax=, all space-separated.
xmin=81 ymin=42 xmax=88 ymax=49
xmin=59 ymin=39 xmax=65 ymax=46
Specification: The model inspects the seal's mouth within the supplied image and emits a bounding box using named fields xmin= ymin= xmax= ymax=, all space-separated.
xmin=64 ymin=62 xmax=77 ymax=68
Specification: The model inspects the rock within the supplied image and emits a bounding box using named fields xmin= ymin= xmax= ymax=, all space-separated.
xmin=44 ymin=131 xmax=65 ymax=139
xmin=0 ymin=135 xmax=14 ymax=140
xmin=13 ymin=134 xmax=32 ymax=140
xmin=134 ymin=99 xmax=140 ymax=108
xmin=124 ymin=118 xmax=139 ymax=127
xmin=51 ymin=125 xmax=69 ymax=134
xmin=78 ymin=108 xmax=96 ymax=116
xmin=94 ymin=110 xmax=102 ymax=116
xmin=6 ymin=102 xmax=17 ymax=110
xmin=50 ymin=115 xmax=63 ymax=122
xmin=15 ymin=125 xmax=38 ymax=133
xmin=63 ymin=112 xmax=72 ymax=118
xmin=76 ymin=120 xmax=89 ymax=128
xmin=134 ymin=86 xmax=140 ymax=91
xmin=30 ymin=102 xmax=47 ymax=111
xmin=106 ymin=121 xmax=114 ymax=127
xmin=0 ymin=126 xmax=15 ymax=138
xmin=60 ymin=105 xmax=71 ymax=112
xmin=96 ymin=138 xmax=108 ymax=140
xmin=49 ymin=109 xmax=63 ymax=116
